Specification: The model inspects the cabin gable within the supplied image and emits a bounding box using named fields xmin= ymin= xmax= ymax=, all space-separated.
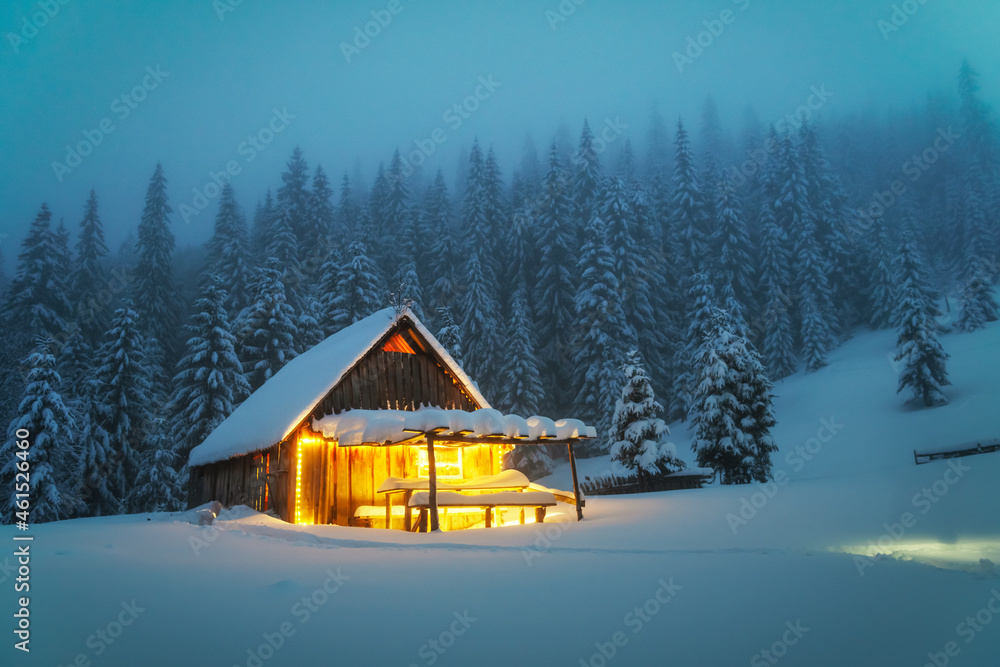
xmin=309 ymin=319 xmax=481 ymax=420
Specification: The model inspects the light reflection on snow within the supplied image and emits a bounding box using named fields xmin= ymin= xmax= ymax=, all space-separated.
xmin=835 ymin=541 xmax=1000 ymax=575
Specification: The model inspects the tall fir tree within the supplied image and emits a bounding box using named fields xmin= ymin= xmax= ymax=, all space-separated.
xmin=168 ymin=280 xmax=251 ymax=463
xmin=68 ymin=190 xmax=110 ymax=343
xmin=670 ymin=273 xmax=716 ymax=422
xmin=76 ymin=376 xmax=120 ymax=516
xmin=134 ymin=163 xmax=178 ymax=354
xmin=498 ymin=283 xmax=552 ymax=478
xmin=276 ymin=147 xmax=312 ymax=264
xmin=4 ymin=204 xmax=72 ymax=339
xmin=894 ymin=279 xmax=950 ymax=407
xmin=240 ymin=261 xmax=299 ymax=391
xmin=866 ymin=209 xmax=896 ymax=329
xmin=128 ymin=434 xmax=184 ymax=513
xmin=301 ymin=164 xmax=335 ymax=284
xmin=571 ymin=120 xmax=603 ymax=245
xmin=424 ymin=170 xmax=458 ymax=310
xmin=609 ymin=350 xmax=684 ymax=483
xmin=891 ymin=228 xmax=940 ymax=328
xmin=601 ymin=176 xmax=648 ymax=351
xmin=1 ymin=340 xmax=83 ymax=523
xmin=572 ymin=213 xmax=627 ymax=456
xmin=690 ymin=308 xmax=778 ymax=484
xmin=955 ymin=256 xmax=999 ymax=332
xmin=459 ymin=251 xmax=501 ymax=397
xmin=714 ymin=173 xmax=755 ymax=311
xmin=94 ymin=300 xmax=153 ymax=507
xmin=671 ymin=119 xmax=707 ymax=276
xmin=534 ymin=144 xmax=578 ymax=413
xmin=381 ymin=149 xmax=412 ymax=267
xmin=331 ymin=240 xmax=382 ymax=331
xmin=206 ymin=183 xmax=252 ymax=316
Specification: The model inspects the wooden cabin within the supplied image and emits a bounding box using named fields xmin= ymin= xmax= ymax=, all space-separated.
xmin=188 ymin=308 xmax=593 ymax=530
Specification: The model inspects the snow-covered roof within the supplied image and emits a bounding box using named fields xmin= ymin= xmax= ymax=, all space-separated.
xmin=312 ymin=407 xmax=597 ymax=446
xmin=188 ymin=307 xmax=490 ymax=467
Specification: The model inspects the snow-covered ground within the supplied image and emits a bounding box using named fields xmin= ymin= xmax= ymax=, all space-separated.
xmin=6 ymin=320 xmax=1000 ymax=666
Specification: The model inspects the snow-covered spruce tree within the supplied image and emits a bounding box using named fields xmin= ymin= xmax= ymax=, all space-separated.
xmin=300 ymin=163 xmax=335 ymax=283
xmin=670 ymin=118 xmax=707 ymax=276
xmin=669 ymin=273 xmax=715 ymax=422
xmin=435 ymin=306 xmax=464 ymax=366
xmin=955 ymin=257 xmax=999 ymax=332
xmin=206 ymin=183 xmax=252 ymax=316
xmin=499 ymin=283 xmax=553 ymax=477
xmin=68 ymin=189 xmax=110 ymax=343
xmin=891 ymin=228 xmax=940 ymax=328
xmin=1 ymin=340 xmax=83 ymax=523
xmin=894 ymin=280 xmax=950 ymax=407
xmin=276 ymin=147 xmax=312 ymax=265
xmin=393 ymin=262 xmax=425 ymax=322
xmin=571 ymin=120 xmax=603 ymax=245
xmin=76 ymin=377 xmax=121 ymax=516
xmin=690 ymin=308 xmax=778 ymax=484
xmin=534 ymin=144 xmax=578 ymax=413
xmin=459 ymin=251 xmax=501 ymax=395
xmin=128 ymin=433 xmax=185 ymax=514
xmin=94 ymin=300 xmax=154 ymax=507
xmin=240 ymin=260 xmax=299 ymax=392
xmin=714 ymin=173 xmax=755 ymax=312
xmin=251 ymin=190 xmax=276 ymax=263
xmin=572 ymin=213 xmax=627 ymax=456
xmin=316 ymin=252 xmax=341 ymax=338
xmin=134 ymin=163 xmax=178 ymax=355
xmin=381 ymin=149 xmax=412 ymax=267
xmin=601 ymin=176 xmax=648 ymax=351
xmin=776 ymin=133 xmax=836 ymax=371
xmin=57 ymin=325 xmax=92 ymax=402
xmin=297 ymin=290 xmax=326 ymax=352
xmin=265 ymin=199 xmax=304 ymax=312
xmin=331 ymin=240 xmax=382 ymax=331
xmin=609 ymin=350 xmax=684 ymax=485
xmin=480 ymin=147 xmax=508 ymax=283
xmin=168 ymin=280 xmax=251 ymax=463
xmin=335 ymin=173 xmax=361 ymax=247
xmin=424 ymin=169 xmax=458 ymax=309
xmin=3 ymin=203 xmax=72 ymax=339
xmin=866 ymin=209 xmax=896 ymax=329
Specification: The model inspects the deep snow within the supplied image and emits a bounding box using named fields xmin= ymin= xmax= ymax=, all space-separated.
xmin=5 ymin=318 xmax=1000 ymax=667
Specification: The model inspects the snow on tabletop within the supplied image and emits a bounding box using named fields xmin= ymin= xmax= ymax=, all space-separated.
xmin=408 ymin=490 xmax=557 ymax=506
xmin=188 ymin=308 xmax=490 ymax=467
xmin=376 ymin=469 xmax=530 ymax=493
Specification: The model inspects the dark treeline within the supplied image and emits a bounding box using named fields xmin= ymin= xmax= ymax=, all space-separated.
xmin=1 ymin=61 xmax=997 ymax=522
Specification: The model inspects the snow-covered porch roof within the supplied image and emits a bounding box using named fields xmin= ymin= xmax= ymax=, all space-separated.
xmin=311 ymin=407 xmax=597 ymax=447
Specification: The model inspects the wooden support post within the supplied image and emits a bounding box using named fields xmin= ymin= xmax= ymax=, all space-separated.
xmin=485 ymin=507 xmax=492 ymax=528
xmin=567 ymin=442 xmax=583 ymax=521
xmin=427 ymin=434 xmax=440 ymax=532
xmin=535 ymin=507 xmax=547 ymax=523
xmin=385 ymin=494 xmax=391 ymax=530
xmin=404 ymin=490 xmax=413 ymax=531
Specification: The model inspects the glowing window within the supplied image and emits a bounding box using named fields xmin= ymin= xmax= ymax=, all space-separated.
xmin=416 ymin=446 xmax=463 ymax=479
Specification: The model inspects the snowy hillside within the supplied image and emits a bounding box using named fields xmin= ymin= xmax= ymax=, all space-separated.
xmin=5 ymin=320 xmax=999 ymax=667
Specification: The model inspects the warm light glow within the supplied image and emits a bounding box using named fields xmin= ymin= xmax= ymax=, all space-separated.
xmin=836 ymin=540 xmax=1000 ymax=573
xmin=416 ymin=445 xmax=463 ymax=478
xmin=294 ymin=436 xmax=321 ymax=525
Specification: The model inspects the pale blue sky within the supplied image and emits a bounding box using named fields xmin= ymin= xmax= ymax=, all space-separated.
xmin=1 ymin=0 xmax=998 ymax=251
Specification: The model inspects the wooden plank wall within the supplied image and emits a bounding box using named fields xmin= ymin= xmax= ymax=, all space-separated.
xmin=311 ymin=348 xmax=479 ymax=419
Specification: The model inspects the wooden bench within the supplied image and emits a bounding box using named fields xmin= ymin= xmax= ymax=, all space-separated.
xmin=408 ymin=490 xmax=557 ymax=530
